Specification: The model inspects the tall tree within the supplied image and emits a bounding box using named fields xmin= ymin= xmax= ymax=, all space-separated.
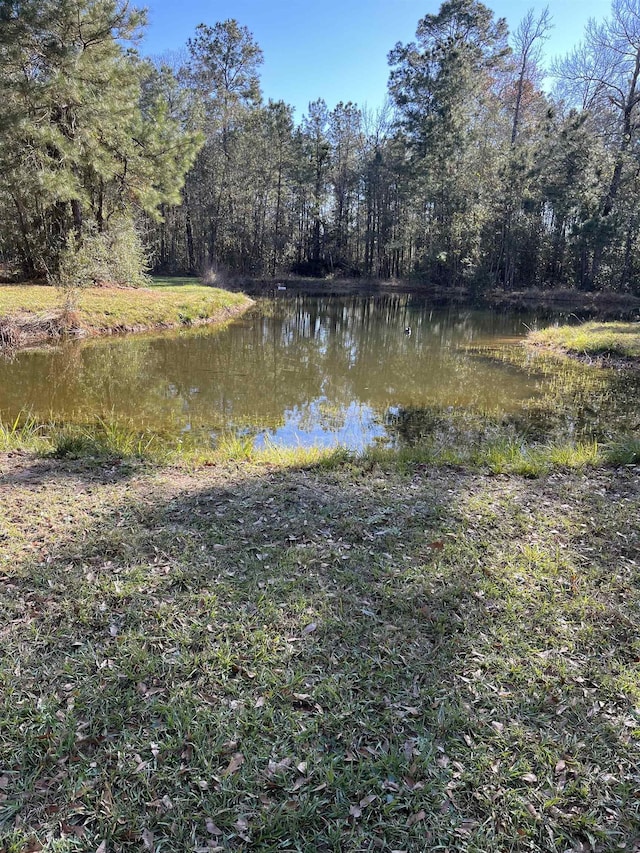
xmin=186 ymin=19 xmax=264 ymax=273
xmin=508 ymin=7 xmax=551 ymax=144
xmin=555 ymin=0 xmax=640 ymax=288
xmin=0 ymin=0 xmax=201 ymax=282
xmin=485 ymin=7 xmax=552 ymax=289
xmin=301 ymin=100 xmax=331 ymax=268
xmin=388 ymin=0 xmax=510 ymax=285
xmin=327 ymin=102 xmax=363 ymax=271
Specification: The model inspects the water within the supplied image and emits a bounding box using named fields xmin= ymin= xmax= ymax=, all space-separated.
xmin=1 ymin=294 xmax=638 ymax=449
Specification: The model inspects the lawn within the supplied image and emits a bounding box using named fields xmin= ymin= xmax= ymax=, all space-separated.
xmin=0 ymin=449 xmax=638 ymax=852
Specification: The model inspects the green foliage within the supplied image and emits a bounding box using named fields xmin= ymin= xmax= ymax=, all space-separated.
xmin=0 ymin=0 xmax=202 ymax=280
xmin=187 ymin=19 xmax=263 ymax=120
xmin=2 ymin=0 xmax=640 ymax=291
xmin=55 ymin=219 xmax=150 ymax=299
xmin=605 ymin=436 xmax=640 ymax=465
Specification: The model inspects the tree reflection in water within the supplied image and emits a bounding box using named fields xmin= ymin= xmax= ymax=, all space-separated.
xmin=0 ymin=295 xmax=637 ymax=449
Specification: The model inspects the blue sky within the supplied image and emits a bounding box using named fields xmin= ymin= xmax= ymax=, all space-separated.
xmin=141 ymin=0 xmax=611 ymax=120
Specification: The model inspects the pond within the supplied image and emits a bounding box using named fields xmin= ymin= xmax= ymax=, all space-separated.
xmin=1 ymin=294 xmax=638 ymax=450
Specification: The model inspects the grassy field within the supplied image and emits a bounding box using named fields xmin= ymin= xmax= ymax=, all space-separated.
xmin=0 ymin=447 xmax=639 ymax=852
xmin=0 ymin=278 xmax=252 ymax=347
xmin=528 ymin=321 xmax=640 ymax=362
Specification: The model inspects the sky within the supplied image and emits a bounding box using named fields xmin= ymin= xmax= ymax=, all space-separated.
xmin=140 ymin=0 xmax=612 ymax=120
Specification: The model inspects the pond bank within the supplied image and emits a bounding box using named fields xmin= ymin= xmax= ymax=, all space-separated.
xmin=224 ymin=276 xmax=640 ymax=318
xmin=526 ymin=320 xmax=640 ymax=369
xmin=1 ymin=448 xmax=638 ymax=852
xmin=2 ymin=278 xmax=638 ymax=352
xmin=0 ymin=283 xmax=253 ymax=350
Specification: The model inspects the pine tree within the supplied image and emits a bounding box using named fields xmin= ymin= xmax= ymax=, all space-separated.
xmin=388 ymin=0 xmax=510 ymax=286
xmin=0 ymin=0 xmax=201 ymax=283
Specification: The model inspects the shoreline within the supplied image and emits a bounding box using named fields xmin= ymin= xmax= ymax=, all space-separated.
xmin=2 ymin=279 xmax=638 ymax=365
xmin=525 ymin=340 xmax=640 ymax=370
xmin=224 ymin=276 xmax=640 ymax=318
xmin=525 ymin=320 xmax=640 ymax=369
xmin=0 ymin=284 xmax=254 ymax=351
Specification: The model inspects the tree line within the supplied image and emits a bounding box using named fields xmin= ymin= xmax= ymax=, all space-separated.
xmin=1 ymin=0 xmax=640 ymax=293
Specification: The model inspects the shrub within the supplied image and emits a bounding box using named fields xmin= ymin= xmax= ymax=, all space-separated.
xmin=53 ymin=217 xmax=150 ymax=305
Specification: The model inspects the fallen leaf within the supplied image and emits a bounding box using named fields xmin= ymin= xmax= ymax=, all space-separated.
xmin=267 ymin=757 xmax=292 ymax=776
xmin=95 ymin=842 xmax=107 ymax=853
xmin=234 ymin=816 xmax=250 ymax=841
xmin=406 ymin=809 xmax=426 ymax=828
xmin=554 ymin=759 xmax=566 ymax=774
xmin=349 ymin=804 xmax=362 ymax=819
xmin=302 ymin=622 xmax=317 ymax=635
xmin=141 ymin=828 xmax=154 ymax=851
xmin=359 ymin=794 xmax=377 ymax=809
xmin=206 ymin=819 xmax=223 ymax=836
xmin=521 ymin=773 xmax=538 ymax=784
xmin=491 ymin=721 xmax=504 ymax=734
xmin=223 ymin=752 xmax=245 ymax=776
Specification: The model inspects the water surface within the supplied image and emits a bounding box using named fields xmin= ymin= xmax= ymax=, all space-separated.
xmin=1 ymin=295 xmax=637 ymax=449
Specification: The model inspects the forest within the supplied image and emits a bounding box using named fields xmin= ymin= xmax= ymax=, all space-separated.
xmin=1 ymin=0 xmax=640 ymax=293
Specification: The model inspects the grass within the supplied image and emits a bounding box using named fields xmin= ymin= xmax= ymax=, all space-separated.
xmin=529 ymin=321 xmax=640 ymax=362
xmin=3 ymin=409 xmax=640 ymax=476
xmin=0 ymin=279 xmax=253 ymax=347
xmin=0 ymin=447 xmax=638 ymax=852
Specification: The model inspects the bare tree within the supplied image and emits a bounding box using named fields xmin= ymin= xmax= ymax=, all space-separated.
xmin=554 ymin=0 xmax=640 ymax=285
xmin=510 ymin=6 xmax=552 ymax=143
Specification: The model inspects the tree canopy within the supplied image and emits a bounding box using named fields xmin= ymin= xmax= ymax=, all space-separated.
xmin=0 ymin=0 xmax=201 ymax=284
xmin=1 ymin=0 xmax=640 ymax=294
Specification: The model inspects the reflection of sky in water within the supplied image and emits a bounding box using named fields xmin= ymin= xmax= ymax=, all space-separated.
xmin=2 ymin=296 xmax=635 ymax=449
xmin=254 ymin=398 xmax=387 ymax=451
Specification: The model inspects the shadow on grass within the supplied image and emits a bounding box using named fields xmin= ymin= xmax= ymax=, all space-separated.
xmin=0 ymin=458 xmax=639 ymax=852
xmin=0 ymin=452 xmax=142 ymax=487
